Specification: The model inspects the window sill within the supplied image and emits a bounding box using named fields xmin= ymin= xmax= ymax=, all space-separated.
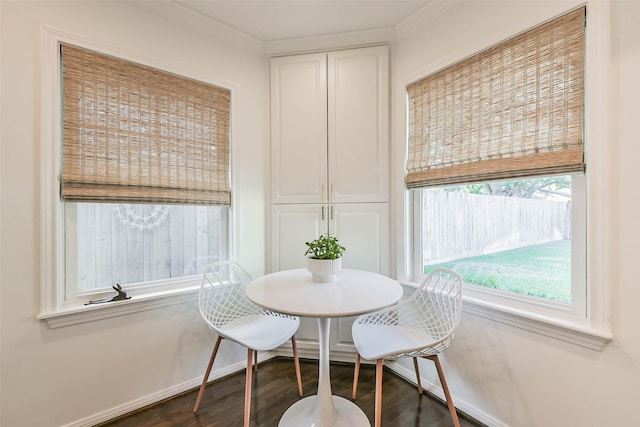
xmin=37 ymin=286 xmax=199 ymax=328
xmin=462 ymin=295 xmax=612 ymax=351
xmin=399 ymin=282 xmax=612 ymax=351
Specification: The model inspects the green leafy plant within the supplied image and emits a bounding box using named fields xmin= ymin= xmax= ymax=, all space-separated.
xmin=304 ymin=233 xmax=346 ymax=260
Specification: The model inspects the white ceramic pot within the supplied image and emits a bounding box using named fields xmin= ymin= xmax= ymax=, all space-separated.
xmin=306 ymin=257 xmax=342 ymax=283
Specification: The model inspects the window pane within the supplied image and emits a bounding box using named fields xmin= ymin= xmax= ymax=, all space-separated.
xmin=420 ymin=176 xmax=572 ymax=303
xmin=65 ymin=203 xmax=229 ymax=295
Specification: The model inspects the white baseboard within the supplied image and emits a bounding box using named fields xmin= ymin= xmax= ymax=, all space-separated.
xmin=63 ymin=353 xmax=504 ymax=427
xmin=62 ymin=353 xmax=278 ymax=427
xmin=387 ymin=360 xmax=506 ymax=427
xmin=274 ymin=343 xmax=361 ymax=364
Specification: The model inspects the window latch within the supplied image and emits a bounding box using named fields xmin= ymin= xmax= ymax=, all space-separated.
xmin=85 ymin=283 xmax=132 ymax=305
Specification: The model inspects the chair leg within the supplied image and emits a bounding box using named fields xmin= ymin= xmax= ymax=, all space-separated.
xmin=253 ymin=350 xmax=258 ymax=372
xmin=374 ymin=359 xmax=384 ymax=427
xmin=352 ymin=352 xmax=361 ymax=399
xmin=413 ymin=357 xmax=423 ymax=394
xmin=426 ymin=355 xmax=460 ymax=427
xmin=193 ymin=336 xmax=224 ymax=413
xmin=291 ymin=335 xmax=303 ymax=396
xmin=244 ymin=348 xmax=253 ymax=427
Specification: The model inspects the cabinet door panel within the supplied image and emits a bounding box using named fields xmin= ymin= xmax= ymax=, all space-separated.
xmin=271 ymin=204 xmax=391 ymax=352
xmin=328 ymin=46 xmax=389 ymax=203
xmin=296 ymin=317 xmax=320 ymax=349
xmin=271 ymin=54 xmax=328 ymax=203
xmin=330 ymin=203 xmax=390 ymax=275
xmin=270 ymin=204 xmax=327 ymax=272
xmin=331 ymin=314 xmax=358 ymax=353
xmin=329 ymin=203 xmax=390 ymax=351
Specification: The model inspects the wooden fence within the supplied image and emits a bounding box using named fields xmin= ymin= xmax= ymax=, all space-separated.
xmin=72 ymin=204 xmax=228 ymax=292
xmin=422 ymin=191 xmax=571 ymax=264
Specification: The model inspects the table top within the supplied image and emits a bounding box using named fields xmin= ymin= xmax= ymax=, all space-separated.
xmin=246 ymin=268 xmax=403 ymax=318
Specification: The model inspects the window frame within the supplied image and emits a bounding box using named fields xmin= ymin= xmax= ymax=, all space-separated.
xmin=411 ymin=173 xmax=586 ymax=317
xmin=400 ymin=2 xmax=612 ymax=351
xmin=62 ymin=202 xmax=231 ymax=306
xmin=38 ymin=28 xmax=239 ymax=328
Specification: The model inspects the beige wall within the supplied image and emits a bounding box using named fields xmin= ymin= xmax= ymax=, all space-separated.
xmin=2 ymin=0 xmax=640 ymax=426
xmin=392 ymin=1 xmax=640 ymax=426
xmin=0 ymin=1 xmax=269 ymax=426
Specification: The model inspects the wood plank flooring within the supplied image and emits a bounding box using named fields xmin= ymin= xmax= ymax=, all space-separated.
xmin=98 ymin=357 xmax=483 ymax=427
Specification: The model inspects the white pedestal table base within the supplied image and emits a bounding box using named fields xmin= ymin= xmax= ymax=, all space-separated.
xmin=278 ymin=317 xmax=370 ymax=427
xmin=278 ymin=395 xmax=370 ymax=427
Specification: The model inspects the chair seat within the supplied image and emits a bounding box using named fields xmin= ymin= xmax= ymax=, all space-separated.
xmin=352 ymin=323 xmax=436 ymax=360
xmin=218 ymin=314 xmax=300 ymax=351
xmin=351 ymin=268 xmax=464 ymax=427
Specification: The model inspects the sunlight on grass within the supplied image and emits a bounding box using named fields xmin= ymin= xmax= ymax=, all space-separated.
xmin=425 ymin=240 xmax=571 ymax=303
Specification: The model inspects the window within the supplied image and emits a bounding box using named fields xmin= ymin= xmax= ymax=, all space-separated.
xmin=59 ymin=43 xmax=231 ymax=305
xmin=405 ymin=7 xmax=609 ymax=347
xmin=416 ymin=174 xmax=585 ymax=316
xmin=64 ymin=202 xmax=228 ymax=304
xmin=39 ymin=34 xmax=234 ymax=324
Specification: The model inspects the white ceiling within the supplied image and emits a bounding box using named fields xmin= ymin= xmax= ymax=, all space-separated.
xmin=172 ymin=0 xmax=431 ymax=41
xmin=128 ymin=0 xmax=459 ymax=55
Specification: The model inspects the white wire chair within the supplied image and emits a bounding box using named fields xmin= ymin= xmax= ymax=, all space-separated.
xmin=193 ymin=261 xmax=303 ymax=426
xmin=351 ymin=267 xmax=464 ymax=427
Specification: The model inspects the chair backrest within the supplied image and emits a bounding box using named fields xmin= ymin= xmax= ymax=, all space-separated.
xmin=399 ymin=268 xmax=463 ymax=346
xmin=199 ymin=261 xmax=264 ymax=332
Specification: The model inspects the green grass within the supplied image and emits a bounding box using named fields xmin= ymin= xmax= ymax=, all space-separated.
xmin=424 ymin=240 xmax=571 ymax=303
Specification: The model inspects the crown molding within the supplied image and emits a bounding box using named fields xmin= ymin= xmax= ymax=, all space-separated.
xmin=126 ymin=0 xmax=265 ymax=56
xmin=395 ymin=0 xmax=463 ymax=41
xmin=265 ymin=27 xmax=396 ymax=57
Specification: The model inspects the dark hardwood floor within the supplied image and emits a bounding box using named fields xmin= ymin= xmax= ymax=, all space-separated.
xmin=99 ymin=357 xmax=483 ymax=427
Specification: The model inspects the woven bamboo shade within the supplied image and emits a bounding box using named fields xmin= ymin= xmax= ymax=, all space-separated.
xmin=406 ymin=7 xmax=585 ymax=189
xmin=61 ymin=43 xmax=231 ymax=205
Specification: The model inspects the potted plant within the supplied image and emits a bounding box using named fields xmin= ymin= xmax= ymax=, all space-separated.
xmin=304 ymin=233 xmax=346 ymax=282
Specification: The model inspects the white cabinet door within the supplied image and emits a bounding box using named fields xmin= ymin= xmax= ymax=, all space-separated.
xmin=270 ymin=53 xmax=328 ymax=204
xmin=270 ymin=203 xmax=390 ymax=353
xmin=270 ymin=204 xmax=327 ymax=272
xmin=329 ymin=203 xmax=390 ymax=352
xmin=270 ymin=46 xmax=389 ymax=205
xmin=270 ymin=204 xmax=326 ymax=349
xmin=271 ymin=203 xmax=389 ymax=275
xmin=328 ymin=46 xmax=389 ymax=204
xmin=330 ymin=203 xmax=390 ymax=276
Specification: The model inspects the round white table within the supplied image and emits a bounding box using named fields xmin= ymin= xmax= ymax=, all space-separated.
xmin=245 ymin=268 xmax=403 ymax=427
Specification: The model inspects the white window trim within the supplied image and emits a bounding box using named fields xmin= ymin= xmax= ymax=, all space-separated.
xmin=38 ymin=27 xmax=239 ymax=328
xmin=399 ymin=1 xmax=612 ymax=351
xmin=37 ymin=286 xmax=201 ymax=329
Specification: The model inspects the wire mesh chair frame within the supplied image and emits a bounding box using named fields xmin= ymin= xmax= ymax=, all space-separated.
xmin=355 ymin=267 xmax=463 ymax=358
xmin=193 ymin=261 xmax=303 ymax=427
xmin=198 ymin=261 xmax=297 ymax=335
xmin=352 ymin=267 xmax=464 ymax=427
